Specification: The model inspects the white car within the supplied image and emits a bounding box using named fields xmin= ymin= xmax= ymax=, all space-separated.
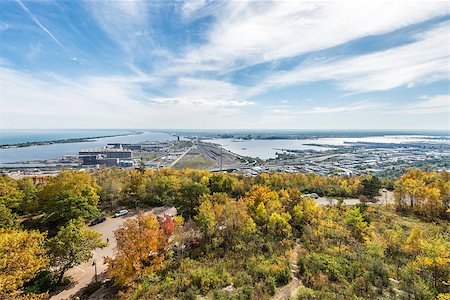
xmin=114 ymin=209 xmax=128 ymax=218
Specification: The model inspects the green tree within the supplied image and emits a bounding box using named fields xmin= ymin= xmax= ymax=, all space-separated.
xmin=344 ymin=207 xmax=371 ymax=242
xmin=46 ymin=218 xmax=106 ymax=284
xmin=47 ymin=195 xmax=100 ymax=227
xmin=0 ymin=175 xmax=24 ymax=212
xmin=176 ymin=182 xmax=210 ymax=219
xmin=208 ymin=173 xmax=233 ymax=194
xmin=17 ymin=177 xmax=40 ymax=214
xmin=361 ymin=175 xmax=381 ymax=200
xmin=0 ymin=204 xmax=20 ymax=229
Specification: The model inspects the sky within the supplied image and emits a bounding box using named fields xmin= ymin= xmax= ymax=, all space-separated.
xmin=0 ymin=0 xmax=449 ymax=130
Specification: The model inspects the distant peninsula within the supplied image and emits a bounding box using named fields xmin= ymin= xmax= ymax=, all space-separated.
xmin=0 ymin=131 xmax=142 ymax=149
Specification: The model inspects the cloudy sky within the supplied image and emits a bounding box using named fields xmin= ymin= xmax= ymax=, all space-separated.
xmin=0 ymin=1 xmax=449 ymax=129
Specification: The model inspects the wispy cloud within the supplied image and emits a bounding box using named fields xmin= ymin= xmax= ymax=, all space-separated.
xmin=306 ymin=101 xmax=381 ymax=114
xmin=0 ymin=22 xmax=9 ymax=31
xmin=85 ymin=1 xmax=152 ymax=56
xmin=400 ymin=95 xmax=450 ymax=114
xmin=166 ymin=1 xmax=448 ymax=75
xmin=0 ymin=66 xmax=253 ymax=128
xmin=16 ymin=0 xmax=67 ymax=52
xmin=249 ymin=22 xmax=449 ymax=95
xmin=149 ymin=97 xmax=254 ymax=108
xmin=182 ymin=0 xmax=208 ymax=19
xmin=1 ymin=1 xmax=449 ymax=129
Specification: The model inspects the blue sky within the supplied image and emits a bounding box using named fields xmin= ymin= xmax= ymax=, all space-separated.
xmin=0 ymin=0 xmax=449 ymax=129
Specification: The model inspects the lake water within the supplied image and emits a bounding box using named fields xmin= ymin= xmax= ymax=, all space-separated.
xmin=1 ymin=130 xmax=448 ymax=165
xmin=0 ymin=131 xmax=175 ymax=166
xmin=204 ymin=135 xmax=450 ymax=159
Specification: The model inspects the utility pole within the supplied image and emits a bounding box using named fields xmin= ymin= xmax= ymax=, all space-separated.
xmin=92 ymin=259 xmax=98 ymax=283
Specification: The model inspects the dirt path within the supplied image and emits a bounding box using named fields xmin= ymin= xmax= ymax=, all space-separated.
xmin=272 ymin=243 xmax=301 ymax=300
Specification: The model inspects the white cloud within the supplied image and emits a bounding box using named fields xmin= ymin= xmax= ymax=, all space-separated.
xmin=149 ymin=97 xmax=254 ymax=108
xmin=0 ymin=22 xmax=10 ymax=31
xmin=167 ymin=1 xmax=448 ymax=75
xmin=85 ymin=1 xmax=152 ymax=55
xmin=306 ymin=101 xmax=381 ymax=114
xmin=250 ymin=22 xmax=449 ymax=95
xmin=0 ymin=67 xmax=254 ymax=129
xmin=182 ymin=0 xmax=207 ymax=19
xmin=401 ymin=95 xmax=450 ymax=114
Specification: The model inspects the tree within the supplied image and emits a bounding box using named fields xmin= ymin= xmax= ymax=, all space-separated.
xmin=344 ymin=207 xmax=371 ymax=242
xmin=137 ymin=158 xmax=146 ymax=174
xmin=47 ymin=195 xmax=100 ymax=227
xmin=176 ymin=182 xmax=210 ymax=219
xmin=394 ymin=170 xmax=448 ymax=218
xmin=39 ymin=170 xmax=100 ymax=209
xmin=0 ymin=175 xmax=24 ymax=212
xmin=361 ymin=175 xmax=381 ymax=200
xmin=17 ymin=177 xmax=40 ymax=214
xmin=106 ymin=213 xmax=167 ymax=286
xmin=195 ymin=198 xmax=217 ymax=240
xmin=46 ymin=218 xmax=106 ymax=284
xmin=0 ymin=204 xmax=20 ymax=229
xmin=0 ymin=229 xmax=48 ymax=297
xmin=94 ymin=168 xmax=127 ymax=208
xmin=39 ymin=170 xmax=100 ymax=226
xmin=268 ymin=212 xmax=292 ymax=240
xmin=208 ymin=173 xmax=233 ymax=194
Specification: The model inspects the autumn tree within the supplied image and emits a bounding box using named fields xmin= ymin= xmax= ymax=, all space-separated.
xmin=344 ymin=207 xmax=371 ymax=242
xmin=39 ymin=170 xmax=100 ymax=226
xmin=208 ymin=173 xmax=233 ymax=194
xmin=94 ymin=168 xmax=127 ymax=208
xmin=106 ymin=213 xmax=167 ymax=286
xmin=0 ymin=175 xmax=24 ymax=212
xmin=268 ymin=212 xmax=292 ymax=240
xmin=0 ymin=204 xmax=20 ymax=229
xmin=195 ymin=193 xmax=256 ymax=249
xmin=46 ymin=218 xmax=106 ymax=284
xmin=394 ymin=169 xmax=448 ymax=218
xmin=0 ymin=229 xmax=48 ymax=297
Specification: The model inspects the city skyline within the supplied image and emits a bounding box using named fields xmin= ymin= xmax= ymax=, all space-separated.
xmin=0 ymin=1 xmax=449 ymax=129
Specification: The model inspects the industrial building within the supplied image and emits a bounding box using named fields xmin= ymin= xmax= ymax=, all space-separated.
xmin=79 ymin=148 xmax=132 ymax=166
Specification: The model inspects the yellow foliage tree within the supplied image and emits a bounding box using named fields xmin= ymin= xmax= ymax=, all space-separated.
xmin=0 ymin=229 xmax=48 ymax=297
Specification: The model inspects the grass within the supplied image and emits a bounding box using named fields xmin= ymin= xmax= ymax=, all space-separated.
xmin=173 ymin=148 xmax=215 ymax=170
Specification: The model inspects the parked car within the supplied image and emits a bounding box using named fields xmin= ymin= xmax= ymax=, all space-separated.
xmin=90 ymin=215 xmax=106 ymax=226
xmin=114 ymin=209 xmax=129 ymax=218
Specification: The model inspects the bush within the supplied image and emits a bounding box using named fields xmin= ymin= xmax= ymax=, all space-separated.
xmin=296 ymin=286 xmax=336 ymax=300
xmin=24 ymin=270 xmax=55 ymax=294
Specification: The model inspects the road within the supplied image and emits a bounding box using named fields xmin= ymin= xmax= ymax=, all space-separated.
xmin=50 ymin=207 xmax=175 ymax=300
xmin=315 ymin=190 xmax=394 ymax=206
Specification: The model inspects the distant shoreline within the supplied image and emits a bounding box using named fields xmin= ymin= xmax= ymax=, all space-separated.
xmin=0 ymin=131 xmax=143 ymax=149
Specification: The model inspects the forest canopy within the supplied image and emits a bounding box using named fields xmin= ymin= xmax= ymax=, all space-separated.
xmin=0 ymin=168 xmax=448 ymax=299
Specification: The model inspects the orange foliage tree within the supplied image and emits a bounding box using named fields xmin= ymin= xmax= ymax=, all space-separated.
xmin=106 ymin=212 xmax=170 ymax=286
